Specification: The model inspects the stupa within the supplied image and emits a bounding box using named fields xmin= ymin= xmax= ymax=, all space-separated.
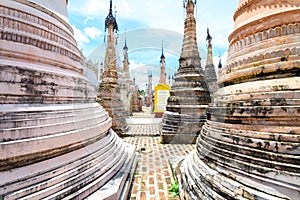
xmin=122 ymin=35 xmax=131 ymax=82
xmin=204 ymin=28 xmax=218 ymax=95
xmin=146 ymin=71 xmax=153 ymax=108
xmin=97 ymin=0 xmax=128 ymax=134
xmin=179 ymin=0 xmax=300 ymax=199
xmin=132 ymin=78 xmax=142 ymax=112
xmin=0 ymin=0 xmax=136 ymax=199
xmin=154 ymin=44 xmax=171 ymax=118
xmin=160 ymin=0 xmax=210 ymax=144
xmin=121 ymin=35 xmax=135 ymax=115
xmin=159 ymin=42 xmax=167 ymax=85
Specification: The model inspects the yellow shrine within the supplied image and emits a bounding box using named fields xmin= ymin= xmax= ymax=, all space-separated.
xmin=154 ymin=84 xmax=171 ymax=118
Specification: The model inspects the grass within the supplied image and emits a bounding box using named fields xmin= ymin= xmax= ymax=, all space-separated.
xmin=168 ymin=160 xmax=179 ymax=197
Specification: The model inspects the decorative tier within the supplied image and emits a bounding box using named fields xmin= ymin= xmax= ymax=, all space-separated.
xmin=179 ymin=0 xmax=300 ymax=199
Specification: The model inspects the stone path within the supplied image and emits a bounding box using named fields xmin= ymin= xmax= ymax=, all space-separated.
xmin=123 ymin=107 xmax=195 ymax=200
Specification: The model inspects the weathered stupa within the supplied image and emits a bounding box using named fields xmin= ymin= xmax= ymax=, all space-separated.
xmin=0 ymin=0 xmax=136 ymax=199
xmin=160 ymin=42 xmax=167 ymax=84
xmin=204 ymin=28 xmax=218 ymax=95
xmin=122 ymin=36 xmax=131 ymax=82
xmin=179 ymin=0 xmax=300 ymax=199
xmin=160 ymin=0 xmax=210 ymax=144
xmin=146 ymin=71 xmax=153 ymax=107
xmin=97 ymin=0 xmax=128 ymax=134
xmin=131 ymin=78 xmax=142 ymax=112
xmin=120 ymin=36 xmax=135 ymax=115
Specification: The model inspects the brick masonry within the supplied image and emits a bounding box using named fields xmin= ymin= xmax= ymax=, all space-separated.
xmin=124 ymin=137 xmax=194 ymax=200
xmin=123 ymin=107 xmax=195 ymax=200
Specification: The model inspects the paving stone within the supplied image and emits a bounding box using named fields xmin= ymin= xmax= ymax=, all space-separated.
xmin=123 ymin=108 xmax=194 ymax=199
xmin=140 ymin=192 xmax=147 ymax=200
xmin=124 ymin=136 xmax=193 ymax=199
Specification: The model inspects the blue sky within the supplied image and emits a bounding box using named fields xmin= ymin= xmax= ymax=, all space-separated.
xmin=67 ymin=0 xmax=238 ymax=88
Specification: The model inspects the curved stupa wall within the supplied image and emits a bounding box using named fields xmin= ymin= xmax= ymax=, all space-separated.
xmin=0 ymin=0 xmax=136 ymax=199
xmin=27 ymin=0 xmax=68 ymax=19
xmin=180 ymin=0 xmax=300 ymax=199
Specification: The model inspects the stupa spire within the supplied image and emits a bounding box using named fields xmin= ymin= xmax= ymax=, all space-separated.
xmin=159 ymin=41 xmax=166 ymax=84
xmin=123 ymin=29 xmax=128 ymax=51
xmin=123 ymin=30 xmax=130 ymax=79
xmin=206 ymin=28 xmax=212 ymax=46
xmin=160 ymin=40 xmax=165 ymax=61
xmin=204 ymin=28 xmax=218 ymax=94
xmin=180 ymin=0 xmax=202 ymax=72
xmin=218 ymin=56 xmax=222 ymax=69
xmin=105 ymin=0 xmax=118 ymax=33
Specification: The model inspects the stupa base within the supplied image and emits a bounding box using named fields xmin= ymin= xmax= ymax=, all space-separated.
xmin=85 ymin=143 xmax=137 ymax=200
xmin=177 ymin=150 xmax=300 ymax=200
xmin=160 ymin=111 xmax=205 ymax=144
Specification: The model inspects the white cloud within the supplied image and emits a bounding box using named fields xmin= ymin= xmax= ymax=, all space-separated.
xmin=69 ymin=0 xmax=236 ymax=59
xmin=84 ymin=27 xmax=103 ymax=39
xmin=128 ymin=59 xmax=146 ymax=70
xmin=118 ymin=0 xmax=184 ymax=33
xmin=127 ymin=59 xmax=160 ymax=89
xmin=83 ymin=16 xmax=95 ymax=25
xmin=70 ymin=0 xmax=184 ymax=33
xmin=71 ymin=25 xmax=90 ymax=48
xmin=81 ymin=0 xmax=107 ymax=16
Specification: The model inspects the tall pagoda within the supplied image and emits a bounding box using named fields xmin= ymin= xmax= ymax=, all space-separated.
xmin=160 ymin=0 xmax=210 ymax=144
xmin=97 ymin=0 xmax=128 ymax=134
xmin=204 ymin=28 xmax=218 ymax=95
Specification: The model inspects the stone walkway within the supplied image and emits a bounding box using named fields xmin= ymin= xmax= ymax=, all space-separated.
xmin=123 ymin=107 xmax=195 ymax=200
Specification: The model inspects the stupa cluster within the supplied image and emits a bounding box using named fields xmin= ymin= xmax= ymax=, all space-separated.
xmin=179 ymin=0 xmax=300 ymax=199
xmin=1 ymin=0 xmax=299 ymax=199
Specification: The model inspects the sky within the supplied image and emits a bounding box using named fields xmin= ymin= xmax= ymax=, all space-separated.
xmin=67 ymin=0 xmax=238 ymax=89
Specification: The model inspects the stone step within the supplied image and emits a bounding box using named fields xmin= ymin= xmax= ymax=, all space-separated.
xmin=162 ymin=117 xmax=204 ymax=124
xmin=83 ymin=144 xmax=137 ymax=200
xmin=211 ymin=98 xmax=300 ymax=107
xmin=181 ymin=151 xmax=297 ymax=200
xmin=198 ymin=136 xmax=300 ymax=177
xmin=25 ymin=144 xmax=127 ymax=199
xmin=160 ymin=133 xmax=198 ymax=144
xmin=161 ymin=129 xmax=200 ymax=135
xmin=201 ymin=125 xmax=300 ymax=163
xmin=0 ymin=108 xmax=107 ymax=129
xmin=208 ymin=106 xmax=300 ymax=118
xmin=205 ymin=122 xmax=300 ymax=143
xmin=0 ymin=103 xmax=105 ymax=120
xmin=0 ymin=118 xmax=111 ymax=163
xmin=196 ymin=141 xmax=300 ymax=193
xmin=0 ymin=130 xmax=116 ymax=191
xmin=1 ymin=130 xmax=133 ymax=199
xmin=161 ymin=121 xmax=202 ymax=132
xmin=0 ymin=111 xmax=109 ymax=142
